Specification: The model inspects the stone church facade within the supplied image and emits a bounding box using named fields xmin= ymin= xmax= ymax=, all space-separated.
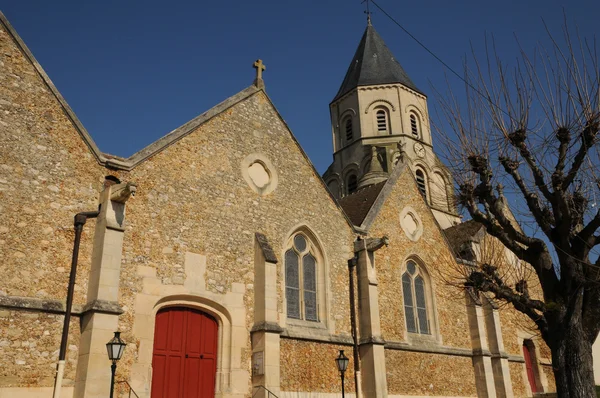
xmin=0 ymin=11 xmax=556 ymax=398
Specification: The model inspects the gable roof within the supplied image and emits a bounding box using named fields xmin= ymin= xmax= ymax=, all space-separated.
xmin=332 ymin=23 xmax=422 ymax=102
xmin=339 ymin=181 xmax=387 ymax=226
xmin=443 ymin=220 xmax=484 ymax=254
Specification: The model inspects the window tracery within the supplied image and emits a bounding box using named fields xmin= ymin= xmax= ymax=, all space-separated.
xmin=402 ymin=260 xmax=430 ymax=335
xmin=285 ymin=233 xmax=319 ymax=321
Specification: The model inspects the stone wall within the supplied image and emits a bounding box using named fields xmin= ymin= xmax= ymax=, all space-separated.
xmin=0 ymin=311 xmax=80 ymax=388
xmin=509 ymin=362 xmax=528 ymax=397
xmin=280 ymin=339 xmax=355 ymax=393
xmin=108 ymin=90 xmax=356 ymax=395
xmin=368 ymin=168 xmax=472 ymax=349
xmin=385 ymin=349 xmax=477 ymax=396
xmin=0 ymin=19 xmax=106 ymax=388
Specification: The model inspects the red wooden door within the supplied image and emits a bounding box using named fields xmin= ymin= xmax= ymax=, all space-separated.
xmin=523 ymin=342 xmax=537 ymax=393
xmin=151 ymin=308 xmax=218 ymax=398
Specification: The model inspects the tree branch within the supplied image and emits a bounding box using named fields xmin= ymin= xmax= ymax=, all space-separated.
xmin=578 ymin=210 xmax=600 ymax=247
xmin=467 ymin=264 xmax=549 ymax=336
xmin=563 ymin=120 xmax=599 ymax=189
xmin=506 ymin=129 xmax=553 ymax=202
xmin=499 ymin=156 xmax=554 ymax=236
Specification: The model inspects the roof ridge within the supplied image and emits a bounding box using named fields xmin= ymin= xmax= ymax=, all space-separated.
xmin=0 ymin=11 xmax=265 ymax=172
xmin=114 ymin=85 xmax=262 ymax=170
xmin=0 ymin=11 xmax=106 ymax=165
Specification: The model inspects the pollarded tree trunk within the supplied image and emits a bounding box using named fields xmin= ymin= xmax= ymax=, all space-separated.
xmin=550 ymin=321 xmax=596 ymax=398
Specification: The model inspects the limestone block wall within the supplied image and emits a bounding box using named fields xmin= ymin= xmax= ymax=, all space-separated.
xmin=0 ymin=311 xmax=80 ymax=389
xmin=385 ymin=350 xmax=477 ymax=396
xmin=280 ymin=339 xmax=355 ymax=394
xmin=368 ymin=169 xmax=472 ymax=349
xmin=0 ymin=20 xmax=107 ymax=389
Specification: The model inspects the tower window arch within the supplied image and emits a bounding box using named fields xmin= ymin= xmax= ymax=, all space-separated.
xmin=285 ymin=232 xmax=323 ymax=322
xmin=402 ymin=260 xmax=430 ymax=335
xmin=410 ymin=113 xmax=419 ymax=138
xmin=347 ymin=174 xmax=358 ymax=194
xmin=375 ymin=108 xmax=390 ymax=134
xmin=415 ymin=168 xmax=428 ymax=200
xmin=345 ymin=118 xmax=353 ymax=142
xmin=431 ymin=171 xmax=449 ymax=210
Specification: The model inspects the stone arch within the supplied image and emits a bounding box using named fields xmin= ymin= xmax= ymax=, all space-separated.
xmin=326 ymin=175 xmax=341 ymax=198
xmin=413 ymin=166 xmax=429 ymax=202
xmin=517 ymin=331 xmax=549 ymax=394
xmin=399 ymin=254 xmax=441 ymax=343
xmin=430 ymin=169 xmax=450 ymax=211
xmin=373 ymin=105 xmax=391 ymax=135
xmin=339 ymin=108 xmax=357 ymax=120
xmin=404 ymin=104 xmax=425 ymax=121
xmin=129 ymin=269 xmax=249 ymax=398
xmin=148 ymin=295 xmax=235 ymax=397
xmin=365 ymin=99 xmax=396 ymax=113
xmin=280 ymin=223 xmax=331 ymax=333
xmin=342 ymin=164 xmax=359 ymax=195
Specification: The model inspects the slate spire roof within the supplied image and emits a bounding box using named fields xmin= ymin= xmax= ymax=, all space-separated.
xmin=333 ymin=23 xmax=422 ymax=102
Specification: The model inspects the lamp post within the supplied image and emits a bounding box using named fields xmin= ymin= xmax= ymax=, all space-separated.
xmin=106 ymin=331 xmax=127 ymax=398
xmin=335 ymin=350 xmax=349 ymax=398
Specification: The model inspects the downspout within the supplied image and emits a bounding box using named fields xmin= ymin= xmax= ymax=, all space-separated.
xmin=348 ymin=256 xmax=362 ymax=398
xmin=52 ymin=209 xmax=100 ymax=398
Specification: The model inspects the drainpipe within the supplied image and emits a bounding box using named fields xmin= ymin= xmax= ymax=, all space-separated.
xmin=348 ymin=255 xmax=362 ymax=398
xmin=52 ymin=209 xmax=100 ymax=398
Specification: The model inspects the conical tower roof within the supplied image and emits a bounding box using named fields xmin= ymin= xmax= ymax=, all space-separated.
xmin=332 ymin=23 xmax=422 ymax=102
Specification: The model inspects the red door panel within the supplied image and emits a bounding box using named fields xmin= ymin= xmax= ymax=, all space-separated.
xmin=152 ymin=308 xmax=218 ymax=398
xmin=523 ymin=343 xmax=537 ymax=393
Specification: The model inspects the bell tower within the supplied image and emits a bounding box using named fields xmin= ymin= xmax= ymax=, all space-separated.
xmin=323 ymin=20 xmax=460 ymax=228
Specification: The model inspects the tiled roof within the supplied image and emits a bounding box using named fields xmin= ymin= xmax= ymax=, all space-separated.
xmin=339 ymin=181 xmax=387 ymax=226
xmin=332 ymin=24 xmax=422 ymax=102
xmin=443 ymin=220 xmax=484 ymax=255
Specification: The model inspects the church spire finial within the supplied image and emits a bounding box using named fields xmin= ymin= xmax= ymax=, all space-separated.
xmin=362 ymin=0 xmax=372 ymax=25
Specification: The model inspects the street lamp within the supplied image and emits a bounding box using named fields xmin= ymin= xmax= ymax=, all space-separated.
xmin=106 ymin=331 xmax=127 ymax=398
xmin=335 ymin=350 xmax=349 ymax=398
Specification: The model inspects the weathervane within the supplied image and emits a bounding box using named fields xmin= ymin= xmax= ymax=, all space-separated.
xmin=362 ymin=0 xmax=372 ymax=25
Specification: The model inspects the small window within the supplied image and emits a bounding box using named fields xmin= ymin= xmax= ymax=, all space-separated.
xmin=415 ymin=169 xmax=427 ymax=199
xmin=402 ymin=261 xmax=430 ymax=335
xmin=345 ymin=118 xmax=353 ymax=142
xmin=410 ymin=114 xmax=419 ymax=137
xmin=285 ymin=234 xmax=320 ymax=322
xmin=347 ymin=174 xmax=358 ymax=194
xmin=376 ymin=109 xmax=389 ymax=133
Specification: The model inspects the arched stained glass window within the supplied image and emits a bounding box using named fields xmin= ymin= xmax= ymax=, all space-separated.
xmin=402 ymin=273 xmax=416 ymax=333
xmin=285 ymin=233 xmax=320 ymax=322
xmin=402 ymin=261 xmax=430 ymax=335
xmin=285 ymin=250 xmax=300 ymax=319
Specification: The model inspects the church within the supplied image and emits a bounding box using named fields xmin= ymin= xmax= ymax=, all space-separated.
xmin=0 ymin=10 xmax=557 ymax=398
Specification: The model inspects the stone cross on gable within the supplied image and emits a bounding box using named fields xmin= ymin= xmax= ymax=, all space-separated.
xmin=253 ymin=59 xmax=266 ymax=88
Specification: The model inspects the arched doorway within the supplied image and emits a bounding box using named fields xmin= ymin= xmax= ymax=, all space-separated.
xmin=151 ymin=307 xmax=218 ymax=398
xmin=523 ymin=340 xmax=538 ymax=393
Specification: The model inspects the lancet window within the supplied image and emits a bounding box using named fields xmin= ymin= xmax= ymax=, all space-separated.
xmin=285 ymin=234 xmax=319 ymax=321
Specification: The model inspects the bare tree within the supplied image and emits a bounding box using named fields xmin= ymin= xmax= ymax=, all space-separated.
xmin=436 ymin=23 xmax=600 ymax=398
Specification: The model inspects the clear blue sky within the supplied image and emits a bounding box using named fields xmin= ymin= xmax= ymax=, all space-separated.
xmin=1 ymin=0 xmax=598 ymax=173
